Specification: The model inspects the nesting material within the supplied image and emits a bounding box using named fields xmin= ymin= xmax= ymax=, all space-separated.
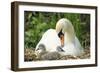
xmin=24 ymin=48 xmax=37 ymax=61
xmin=24 ymin=48 xmax=90 ymax=61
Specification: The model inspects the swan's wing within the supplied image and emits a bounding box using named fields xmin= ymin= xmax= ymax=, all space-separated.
xmin=74 ymin=36 xmax=84 ymax=54
xmin=61 ymin=36 xmax=84 ymax=56
xmin=35 ymin=29 xmax=61 ymax=52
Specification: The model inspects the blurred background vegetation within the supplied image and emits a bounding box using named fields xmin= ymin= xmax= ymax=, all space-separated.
xmin=24 ymin=11 xmax=90 ymax=50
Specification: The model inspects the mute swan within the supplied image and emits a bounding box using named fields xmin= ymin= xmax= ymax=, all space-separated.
xmin=56 ymin=18 xmax=84 ymax=56
xmin=35 ymin=18 xmax=84 ymax=56
xmin=35 ymin=29 xmax=61 ymax=52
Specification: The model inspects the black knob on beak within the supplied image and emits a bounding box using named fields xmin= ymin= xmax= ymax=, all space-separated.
xmin=58 ymin=29 xmax=64 ymax=38
xmin=58 ymin=29 xmax=64 ymax=46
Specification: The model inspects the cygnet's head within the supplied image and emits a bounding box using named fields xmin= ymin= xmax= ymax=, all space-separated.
xmin=56 ymin=46 xmax=64 ymax=52
xmin=35 ymin=44 xmax=46 ymax=56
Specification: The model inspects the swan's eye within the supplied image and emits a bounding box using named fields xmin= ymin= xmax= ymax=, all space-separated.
xmin=58 ymin=29 xmax=64 ymax=38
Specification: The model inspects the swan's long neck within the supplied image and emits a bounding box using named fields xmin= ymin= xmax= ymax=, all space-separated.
xmin=64 ymin=30 xmax=75 ymax=45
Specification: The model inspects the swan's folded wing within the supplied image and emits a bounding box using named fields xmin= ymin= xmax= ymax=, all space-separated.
xmin=35 ymin=29 xmax=61 ymax=52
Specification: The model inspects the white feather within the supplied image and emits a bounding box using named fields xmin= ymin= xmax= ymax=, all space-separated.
xmin=36 ymin=18 xmax=84 ymax=56
xmin=56 ymin=18 xmax=84 ymax=56
xmin=62 ymin=36 xmax=84 ymax=56
xmin=35 ymin=29 xmax=61 ymax=52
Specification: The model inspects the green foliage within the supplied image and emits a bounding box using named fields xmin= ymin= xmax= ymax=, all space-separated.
xmin=24 ymin=11 xmax=90 ymax=49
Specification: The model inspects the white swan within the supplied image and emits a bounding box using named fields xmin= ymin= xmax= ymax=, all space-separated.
xmin=35 ymin=29 xmax=61 ymax=53
xmin=56 ymin=18 xmax=84 ymax=56
xmin=35 ymin=18 xmax=84 ymax=56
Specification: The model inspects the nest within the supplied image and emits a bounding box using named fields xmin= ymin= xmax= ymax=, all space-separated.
xmin=24 ymin=48 xmax=90 ymax=61
xmin=24 ymin=49 xmax=37 ymax=61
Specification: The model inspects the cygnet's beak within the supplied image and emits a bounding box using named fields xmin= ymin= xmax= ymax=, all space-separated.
xmin=35 ymin=50 xmax=40 ymax=59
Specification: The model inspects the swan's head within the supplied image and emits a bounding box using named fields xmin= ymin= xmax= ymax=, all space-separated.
xmin=56 ymin=18 xmax=75 ymax=45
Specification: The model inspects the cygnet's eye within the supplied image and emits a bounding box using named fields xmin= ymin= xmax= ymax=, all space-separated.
xmin=35 ymin=48 xmax=42 ymax=54
xmin=35 ymin=48 xmax=40 ymax=51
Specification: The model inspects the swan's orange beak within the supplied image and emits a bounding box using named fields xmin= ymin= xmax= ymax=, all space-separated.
xmin=56 ymin=22 xmax=64 ymax=46
xmin=59 ymin=34 xmax=64 ymax=47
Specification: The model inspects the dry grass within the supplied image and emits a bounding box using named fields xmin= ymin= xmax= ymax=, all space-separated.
xmin=24 ymin=49 xmax=37 ymax=61
xmin=24 ymin=48 xmax=90 ymax=61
